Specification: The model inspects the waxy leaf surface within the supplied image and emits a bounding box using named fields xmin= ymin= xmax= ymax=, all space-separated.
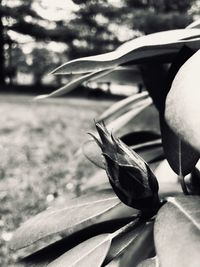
xmin=11 ymin=191 xmax=137 ymax=250
xmin=51 ymin=29 xmax=200 ymax=74
xmin=154 ymin=196 xmax=200 ymax=267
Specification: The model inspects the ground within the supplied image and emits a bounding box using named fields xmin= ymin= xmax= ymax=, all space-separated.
xmin=0 ymin=94 xmax=113 ymax=266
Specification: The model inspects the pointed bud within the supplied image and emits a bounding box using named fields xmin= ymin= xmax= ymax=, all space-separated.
xmin=94 ymin=122 xmax=160 ymax=212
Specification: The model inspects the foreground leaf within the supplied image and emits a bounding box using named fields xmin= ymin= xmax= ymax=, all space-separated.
xmin=142 ymin=45 xmax=199 ymax=175
xmin=154 ymin=196 xmax=200 ymax=267
xmin=46 ymin=234 xmax=111 ymax=267
xmin=51 ymin=29 xmax=200 ymax=74
xmin=42 ymin=219 xmax=141 ymax=267
xmin=165 ymin=49 xmax=200 ymax=154
xmin=104 ymin=221 xmax=144 ymax=265
xmin=10 ymin=191 xmax=137 ymax=250
xmin=161 ymin=46 xmax=199 ymax=175
xmin=120 ymin=222 xmax=154 ymax=267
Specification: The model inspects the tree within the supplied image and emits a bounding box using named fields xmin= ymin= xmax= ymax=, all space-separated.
xmin=30 ymin=48 xmax=60 ymax=85
xmin=0 ymin=0 xmax=199 ymax=86
xmin=120 ymin=0 xmax=197 ymax=34
xmin=0 ymin=0 xmax=77 ymax=85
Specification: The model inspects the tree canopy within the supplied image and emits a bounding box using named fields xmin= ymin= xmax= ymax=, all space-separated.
xmin=0 ymin=0 xmax=199 ymax=86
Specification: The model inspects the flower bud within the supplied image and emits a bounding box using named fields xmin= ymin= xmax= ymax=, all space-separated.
xmin=94 ymin=122 xmax=160 ymax=212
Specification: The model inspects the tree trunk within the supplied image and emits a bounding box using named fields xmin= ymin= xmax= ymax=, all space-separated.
xmin=0 ymin=4 xmax=5 ymax=85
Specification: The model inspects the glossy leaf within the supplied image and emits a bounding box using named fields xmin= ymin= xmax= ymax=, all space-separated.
xmin=104 ymin=222 xmax=144 ymax=265
xmin=10 ymin=191 xmax=137 ymax=250
xmin=16 ymin=195 xmax=135 ymax=267
xmin=154 ymin=196 xmax=200 ymax=267
xmin=120 ymin=222 xmax=155 ymax=267
xmin=165 ymin=49 xmax=200 ymax=154
xmin=51 ymin=29 xmax=200 ymax=74
xmin=46 ymin=234 xmax=111 ymax=267
xmin=142 ymin=45 xmax=199 ymax=175
xmin=40 ymin=220 xmax=141 ymax=267
xmin=161 ymin=46 xmax=199 ymax=175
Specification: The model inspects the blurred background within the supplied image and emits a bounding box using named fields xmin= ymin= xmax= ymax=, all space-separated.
xmin=0 ymin=0 xmax=199 ymax=96
xmin=0 ymin=0 xmax=200 ymax=266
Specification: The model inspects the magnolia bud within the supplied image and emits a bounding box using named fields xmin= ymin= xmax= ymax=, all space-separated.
xmin=94 ymin=122 xmax=160 ymax=212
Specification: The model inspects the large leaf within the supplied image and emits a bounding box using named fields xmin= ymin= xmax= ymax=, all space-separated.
xmin=154 ymin=196 xmax=200 ymax=267
xmin=38 ymin=219 xmax=141 ymax=267
xmin=120 ymin=222 xmax=154 ymax=267
xmin=142 ymin=45 xmax=199 ymax=175
xmin=51 ymin=29 xmax=200 ymax=74
xmin=161 ymin=46 xmax=199 ymax=175
xmin=10 ymin=191 xmax=137 ymax=251
xmin=46 ymin=234 xmax=111 ymax=267
xmin=165 ymin=49 xmax=200 ymax=154
xmin=104 ymin=222 xmax=144 ymax=265
xmin=16 ymin=201 xmax=135 ymax=267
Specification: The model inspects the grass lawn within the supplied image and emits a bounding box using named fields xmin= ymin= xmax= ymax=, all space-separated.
xmin=0 ymin=94 xmax=114 ymax=266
